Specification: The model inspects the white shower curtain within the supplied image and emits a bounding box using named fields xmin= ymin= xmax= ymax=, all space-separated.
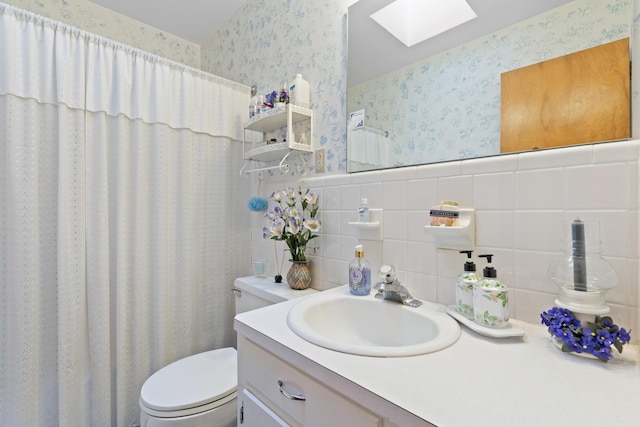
xmin=0 ymin=4 xmax=250 ymax=426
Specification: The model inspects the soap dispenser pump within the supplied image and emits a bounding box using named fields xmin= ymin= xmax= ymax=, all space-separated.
xmin=473 ymin=254 xmax=510 ymax=328
xmin=455 ymin=250 xmax=480 ymax=319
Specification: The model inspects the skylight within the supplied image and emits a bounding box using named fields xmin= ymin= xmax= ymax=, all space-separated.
xmin=370 ymin=0 xmax=478 ymax=47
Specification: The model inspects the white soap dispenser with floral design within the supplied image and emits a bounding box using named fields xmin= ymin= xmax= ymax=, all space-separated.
xmin=456 ymin=250 xmax=480 ymax=319
xmin=473 ymin=254 xmax=509 ymax=328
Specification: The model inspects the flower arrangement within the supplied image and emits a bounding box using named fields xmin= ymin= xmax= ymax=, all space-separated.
xmin=263 ymin=186 xmax=321 ymax=262
xmin=265 ymin=88 xmax=289 ymax=106
xmin=540 ymin=307 xmax=631 ymax=362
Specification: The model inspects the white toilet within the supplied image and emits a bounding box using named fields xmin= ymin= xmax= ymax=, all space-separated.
xmin=139 ymin=276 xmax=317 ymax=427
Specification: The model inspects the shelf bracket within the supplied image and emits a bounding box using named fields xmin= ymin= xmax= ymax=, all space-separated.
xmin=239 ymin=151 xmax=293 ymax=176
xmin=297 ymin=151 xmax=308 ymax=176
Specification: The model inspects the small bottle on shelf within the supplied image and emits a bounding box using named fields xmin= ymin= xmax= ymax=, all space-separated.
xmin=290 ymin=74 xmax=310 ymax=108
xmin=249 ymin=95 xmax=257 ymax=119
xmin=358 ymin=198 xmax=370 ymax=223
xmin=257 ymin=95 xmax=266 ymax=115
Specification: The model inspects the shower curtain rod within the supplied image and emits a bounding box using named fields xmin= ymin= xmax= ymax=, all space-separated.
xmin=0 ymin=2 xmax=250 ymax=93
xmin=353 ymin=126 xmax=389 ymax=138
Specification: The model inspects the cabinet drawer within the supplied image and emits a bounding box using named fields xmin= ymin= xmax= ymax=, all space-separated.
xmin=238 ymin=336 xmax=381 ymax=427
xmin=239 ymin=388 xmax=290 ymax=427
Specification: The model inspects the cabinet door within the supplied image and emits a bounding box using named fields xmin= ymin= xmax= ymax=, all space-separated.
xmin=239 ymin=388 xmax=290 ymax=427
xmin=501 ymin=38 xmax=630 ymax=153
xmin=238 ymin=336 xmax=381 ymax=427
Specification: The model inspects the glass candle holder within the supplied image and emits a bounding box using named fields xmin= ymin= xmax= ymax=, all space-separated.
xmin=547 ymin=219 xmax=617 ymax=314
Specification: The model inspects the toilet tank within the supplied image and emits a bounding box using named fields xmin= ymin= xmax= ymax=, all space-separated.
xmin=233 ymin=276 xmax=318 ymax=314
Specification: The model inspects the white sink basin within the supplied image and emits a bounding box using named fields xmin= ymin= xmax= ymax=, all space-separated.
xmin=286 ymin=290 xmax=461 ymax=357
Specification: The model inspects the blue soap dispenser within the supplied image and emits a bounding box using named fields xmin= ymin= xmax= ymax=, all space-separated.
xmin=349 ymin=244 xmax=371 ymax=295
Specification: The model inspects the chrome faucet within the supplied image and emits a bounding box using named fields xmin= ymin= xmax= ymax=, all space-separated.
xmin=374 ymin=265 xmax=422 ymax=307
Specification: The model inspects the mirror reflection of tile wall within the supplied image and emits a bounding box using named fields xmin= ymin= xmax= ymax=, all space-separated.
xmin=347 ymin=0 xmax=631 ymax=172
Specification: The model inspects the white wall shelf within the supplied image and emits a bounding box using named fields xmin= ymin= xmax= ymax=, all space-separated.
xmin=424 ymin=208 xmax=475 ymax=250
xmin=241 ymin=104 xmax=313 ymax=176
xmin=348 ymin=208 xmax=383 ymax=241
xmin=240 ymin=104 xmax=313 ymax=175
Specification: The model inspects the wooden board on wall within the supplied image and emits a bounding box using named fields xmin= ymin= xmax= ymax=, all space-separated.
xmin=500 ymin=38 xmax=630 ymax=153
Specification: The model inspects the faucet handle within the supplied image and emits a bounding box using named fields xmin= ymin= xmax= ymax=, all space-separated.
xmin=379 ymin=264 xmax=396 ymax=283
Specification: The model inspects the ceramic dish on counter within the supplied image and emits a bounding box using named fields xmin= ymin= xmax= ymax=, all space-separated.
xmin=446 ymin=306 xmax=525 ymax=338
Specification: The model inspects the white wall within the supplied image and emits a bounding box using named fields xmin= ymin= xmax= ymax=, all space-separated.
xmin=252 ymin=140 xmax=640 ymax=341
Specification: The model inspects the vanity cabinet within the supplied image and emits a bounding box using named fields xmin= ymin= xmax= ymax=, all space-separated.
xmin=242 ymin=104 xmax=313 ymax=164
xmin=237 ymin=335 xmax=383 ymax=427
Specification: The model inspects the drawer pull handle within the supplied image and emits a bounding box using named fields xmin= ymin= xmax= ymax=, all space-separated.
xmin=277 ymin=380 xmax=306 ymax=401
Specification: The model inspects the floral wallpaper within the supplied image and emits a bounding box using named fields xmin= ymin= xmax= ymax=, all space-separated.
xmin=5 ymin=0 xmax=636 ymax=175
xmin=348 ymin=0 xmax=632 ymax=169
xmin=2 ymin=0 xmax=200 ymax=67
xmin=201 ymin=0 xmax=354 ymax=174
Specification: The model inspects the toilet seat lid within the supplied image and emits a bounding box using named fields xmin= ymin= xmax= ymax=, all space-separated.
xmin=140 ymin=347 xmax=237 ymax=412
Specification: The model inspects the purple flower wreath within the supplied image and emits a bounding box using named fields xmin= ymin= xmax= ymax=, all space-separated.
xmin=541 ymin=307 xmax=631 ymax=362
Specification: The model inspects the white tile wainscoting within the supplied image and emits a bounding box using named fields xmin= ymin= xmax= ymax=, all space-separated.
xmin=251 ymin=140 xmax=640 ymax=343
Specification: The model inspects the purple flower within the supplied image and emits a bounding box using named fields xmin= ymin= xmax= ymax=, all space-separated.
xmin=270 ymin=191 xmax=282 ymax=202
xmin=286 ymin=218 xmax=300 ymax=235
xmin=303 ymin=218 xmax=321 ymax=233
xmin=600 ymin=317 xmax=615 ymax=328
xmin=596 ymin=329 xmax=613 ymax=347
xmin=578 ymin=329 xmax=596 ymax=353
xmin=278 ymin=88 xmax=290 ymax=102
xmin=592 ymin=346 xmax=613 ymax=361
xmin=565 ymin=339 xmax=582 ymax=353
xmin=266 ymin=90 xmax=278 ymax=105
xmin=284 ymin=206 xmax=300 ymax=220
xmin=267 ymin=219 xmax=284 ymax=238
xmin=617 ymin=328 xmax=631 ymax=344
xmin=556 ymin=327 xmax=574 ymax=342
xmin=304 ymin=190 xmax=319 ymax=204
xmin=283 ymin=186 xmax=295 ymax=199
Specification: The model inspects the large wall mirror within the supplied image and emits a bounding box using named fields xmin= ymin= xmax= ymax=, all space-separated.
xmin=346 ymin=0 xmax=633 ymax=172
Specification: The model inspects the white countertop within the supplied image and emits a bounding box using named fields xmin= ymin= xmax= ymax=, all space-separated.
xmin=233 ymin=275 xmax=319 ymax=303
xmin=234 ymin=286 xmax=640 ymax=426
